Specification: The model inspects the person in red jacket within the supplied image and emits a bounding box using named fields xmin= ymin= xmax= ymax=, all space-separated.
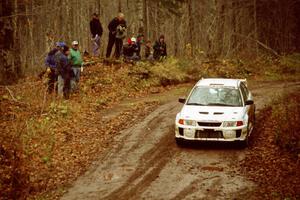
xmin=123 ymin=37 xmax=140 ymax=61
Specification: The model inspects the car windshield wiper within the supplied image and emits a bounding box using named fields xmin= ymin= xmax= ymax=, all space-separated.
xmin=186 ymin=103 xmax=206 ymax=106
xmin=225 ymin=104 xmax=242 ymax=107
xmin=206 ymin=103 xmax=232 ymax=106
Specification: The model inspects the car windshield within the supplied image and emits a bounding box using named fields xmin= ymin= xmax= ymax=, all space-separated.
xmin=187 ymin=86 xmax=243 ymax=107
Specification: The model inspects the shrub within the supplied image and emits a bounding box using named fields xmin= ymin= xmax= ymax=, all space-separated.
xmin=270 ymin=93 xmax=300 ymax=156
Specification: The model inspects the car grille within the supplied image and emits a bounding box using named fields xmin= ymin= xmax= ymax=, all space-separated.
xmin=195 ymin=130 xmax=223 ymax=139
xmin=197 ymin=122 xmax=222 ymax=127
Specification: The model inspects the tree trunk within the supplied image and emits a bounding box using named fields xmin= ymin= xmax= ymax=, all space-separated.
xmin=0 ymin=0 xmax=21 ymax=85
xmin=253 ymin=0 xmax=258 ymax=56
xmin=187 ymin=0 xmax=194 ymax=57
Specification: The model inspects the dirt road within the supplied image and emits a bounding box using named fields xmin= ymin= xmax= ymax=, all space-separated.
xmin=61 ymin=81 xmax=300 ymax=200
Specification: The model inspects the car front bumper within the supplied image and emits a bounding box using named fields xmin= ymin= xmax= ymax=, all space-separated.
xmin=175 ymin=124 xmax=248 ymax=142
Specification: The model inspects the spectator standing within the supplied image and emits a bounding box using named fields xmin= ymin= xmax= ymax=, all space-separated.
xmin=69 ymin=41 xmax=83 ymax=92
xmin=90 ymin=13 xmax=103 ymax=57
xmin=153 ymin=35 xmax=167 ymax=60
xmin=106 ymin=13 xmax=127 ymax=59
xmin=44 ymin=42 xmax=64 ymax=93
xmin=56 ymin=45 xmax=73 ymax=99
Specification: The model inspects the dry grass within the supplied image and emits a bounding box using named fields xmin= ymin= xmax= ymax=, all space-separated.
xmin=1 ymin=58 xmax=196 ymax=199
xmin=240 ymin=92 xmax=300 ymax=200
xmin=0 ymin=55 xmax=299 ymax=199
xmin=271 ymin=92 xmax=300 ymax=156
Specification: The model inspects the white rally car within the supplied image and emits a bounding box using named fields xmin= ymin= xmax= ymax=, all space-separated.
xmin=175 ymin=78 xmax=255 ymax=146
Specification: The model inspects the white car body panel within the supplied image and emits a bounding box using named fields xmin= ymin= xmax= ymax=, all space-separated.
xmin=179 ymin=106 xmax=246 ymax=121
xmin=175 ymin=78 xmax=255 ymax=143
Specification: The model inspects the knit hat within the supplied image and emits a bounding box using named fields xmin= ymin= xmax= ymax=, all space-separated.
xmin=56 ymin=42 xmax=66 ymax=47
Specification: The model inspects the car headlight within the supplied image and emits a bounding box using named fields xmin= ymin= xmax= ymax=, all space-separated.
xmin=178 ymin=119 xmax=197 ymax=126
xmin=223 ymin=121 xmax=236 ymax=127
xmin=223 ymin=121 xmax=244 ymax=127
xmin=185 ymin=120 xmax=196 ymax=126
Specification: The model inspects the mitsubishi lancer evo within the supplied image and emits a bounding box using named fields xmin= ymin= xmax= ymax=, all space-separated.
xmin=175 ymin=78 xmax=255 ymax=146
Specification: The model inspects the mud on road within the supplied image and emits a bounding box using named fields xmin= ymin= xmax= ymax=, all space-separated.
xmin=61 ymin=81 xmax=300 ymax=200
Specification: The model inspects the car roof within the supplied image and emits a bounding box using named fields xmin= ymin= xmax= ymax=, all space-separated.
xmin=196 ymin=78 xmax=242 ymax=88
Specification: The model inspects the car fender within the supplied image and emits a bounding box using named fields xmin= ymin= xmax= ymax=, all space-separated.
xmin=244 ymin=111 xmax=250 ymax=125
xmin=175 ymin=113 xmax=180 ymax=124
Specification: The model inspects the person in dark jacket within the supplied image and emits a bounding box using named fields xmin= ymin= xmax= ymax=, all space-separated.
xmin=153 ymin=35 xmax=167 ymax=60
xmin=45 ymin=42 xmax=59 ymax=93
xmin=56 ymin=46 xmax=73 ymax=99
xmin=144 ymin=40 xmax=154 ymax=60
xmin=44 ymin=42 xmax=65 ymax=93
xmin=123 ymin=37 xmax=140 ymax=61
xmin=90 ymin=13 xmax=103 ymax=57
xmin=106 ymin=13 xmax=127 ymax=59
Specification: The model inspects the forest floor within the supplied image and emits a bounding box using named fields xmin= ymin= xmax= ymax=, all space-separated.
xmin=0 ymin=56 xmax=299 ymax=200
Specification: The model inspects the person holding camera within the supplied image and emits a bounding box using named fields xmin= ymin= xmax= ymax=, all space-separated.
xmin=106 ymin=13 xmax=127 ymax=59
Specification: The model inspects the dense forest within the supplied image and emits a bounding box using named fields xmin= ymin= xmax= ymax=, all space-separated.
xmin=0 ymin=0 xmax=300 ymax=84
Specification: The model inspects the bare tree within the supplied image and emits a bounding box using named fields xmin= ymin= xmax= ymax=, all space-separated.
xmin=0 ymin=0 xmax=21 ymax=85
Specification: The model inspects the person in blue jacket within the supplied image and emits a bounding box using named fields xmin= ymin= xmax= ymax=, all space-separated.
xmin=55 ymin=45 xmax=73 ymax=99
xmin=45 ymin=42 xmax=65 ymax=93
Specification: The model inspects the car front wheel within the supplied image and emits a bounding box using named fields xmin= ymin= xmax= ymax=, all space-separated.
xmin=175 ymin=138 xmax=185 ymax=147
xmin=240 ymin=122 xmax=250 ymax=148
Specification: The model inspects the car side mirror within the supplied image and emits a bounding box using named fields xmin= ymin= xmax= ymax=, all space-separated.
xmin=245 ymin=100 xmax=254 ymax=105
xmin=178 ymin=97 xmax=186 ymax=104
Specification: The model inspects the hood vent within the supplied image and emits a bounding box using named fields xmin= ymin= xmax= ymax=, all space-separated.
xmin=213 ymin=112 xmax=224 ymax=115
xmin=199 ymin=112 xmax=209 ymax=114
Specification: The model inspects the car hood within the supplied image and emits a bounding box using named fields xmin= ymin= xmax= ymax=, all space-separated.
xmin=180 ymin=105 xmax=245 ymax=121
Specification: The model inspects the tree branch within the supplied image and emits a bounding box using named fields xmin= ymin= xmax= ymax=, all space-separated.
xmin=233 ymin=33 xmax=279 ymax=56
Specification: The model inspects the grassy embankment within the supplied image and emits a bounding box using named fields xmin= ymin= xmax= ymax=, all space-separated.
xmin=241 ymin=91 xmax=299 ymax=199
xmin=0 ymin=54 xmax=299 ymax=199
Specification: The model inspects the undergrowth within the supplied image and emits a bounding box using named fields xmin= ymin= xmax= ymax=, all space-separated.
xmin=241 ymin=91 xmax=300 ymax=200
xmin=129 ymin=54 xmax=300 ymax=86
xmin=270 ymin=92 xmax=300 ymax=156
xmin=0 ymin=54 xmax=299 ymax=199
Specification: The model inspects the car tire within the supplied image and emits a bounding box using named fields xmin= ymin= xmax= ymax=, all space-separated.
xmin=252 ymin=106 xmax=256 ymax=126
xmin=241 ymin=136 xmax=249 ymax=148
xmin=253 ymin=110 xmax=256 ymax=127
xmin=240 ymin=122 xmax=250 ymax=148
xmin=175 ymin=138 xmax=185 ymax=147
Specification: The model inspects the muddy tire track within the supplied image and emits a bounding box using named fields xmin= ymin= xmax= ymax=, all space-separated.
xmin=105 ymin=127 xmax=175 ymax=200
